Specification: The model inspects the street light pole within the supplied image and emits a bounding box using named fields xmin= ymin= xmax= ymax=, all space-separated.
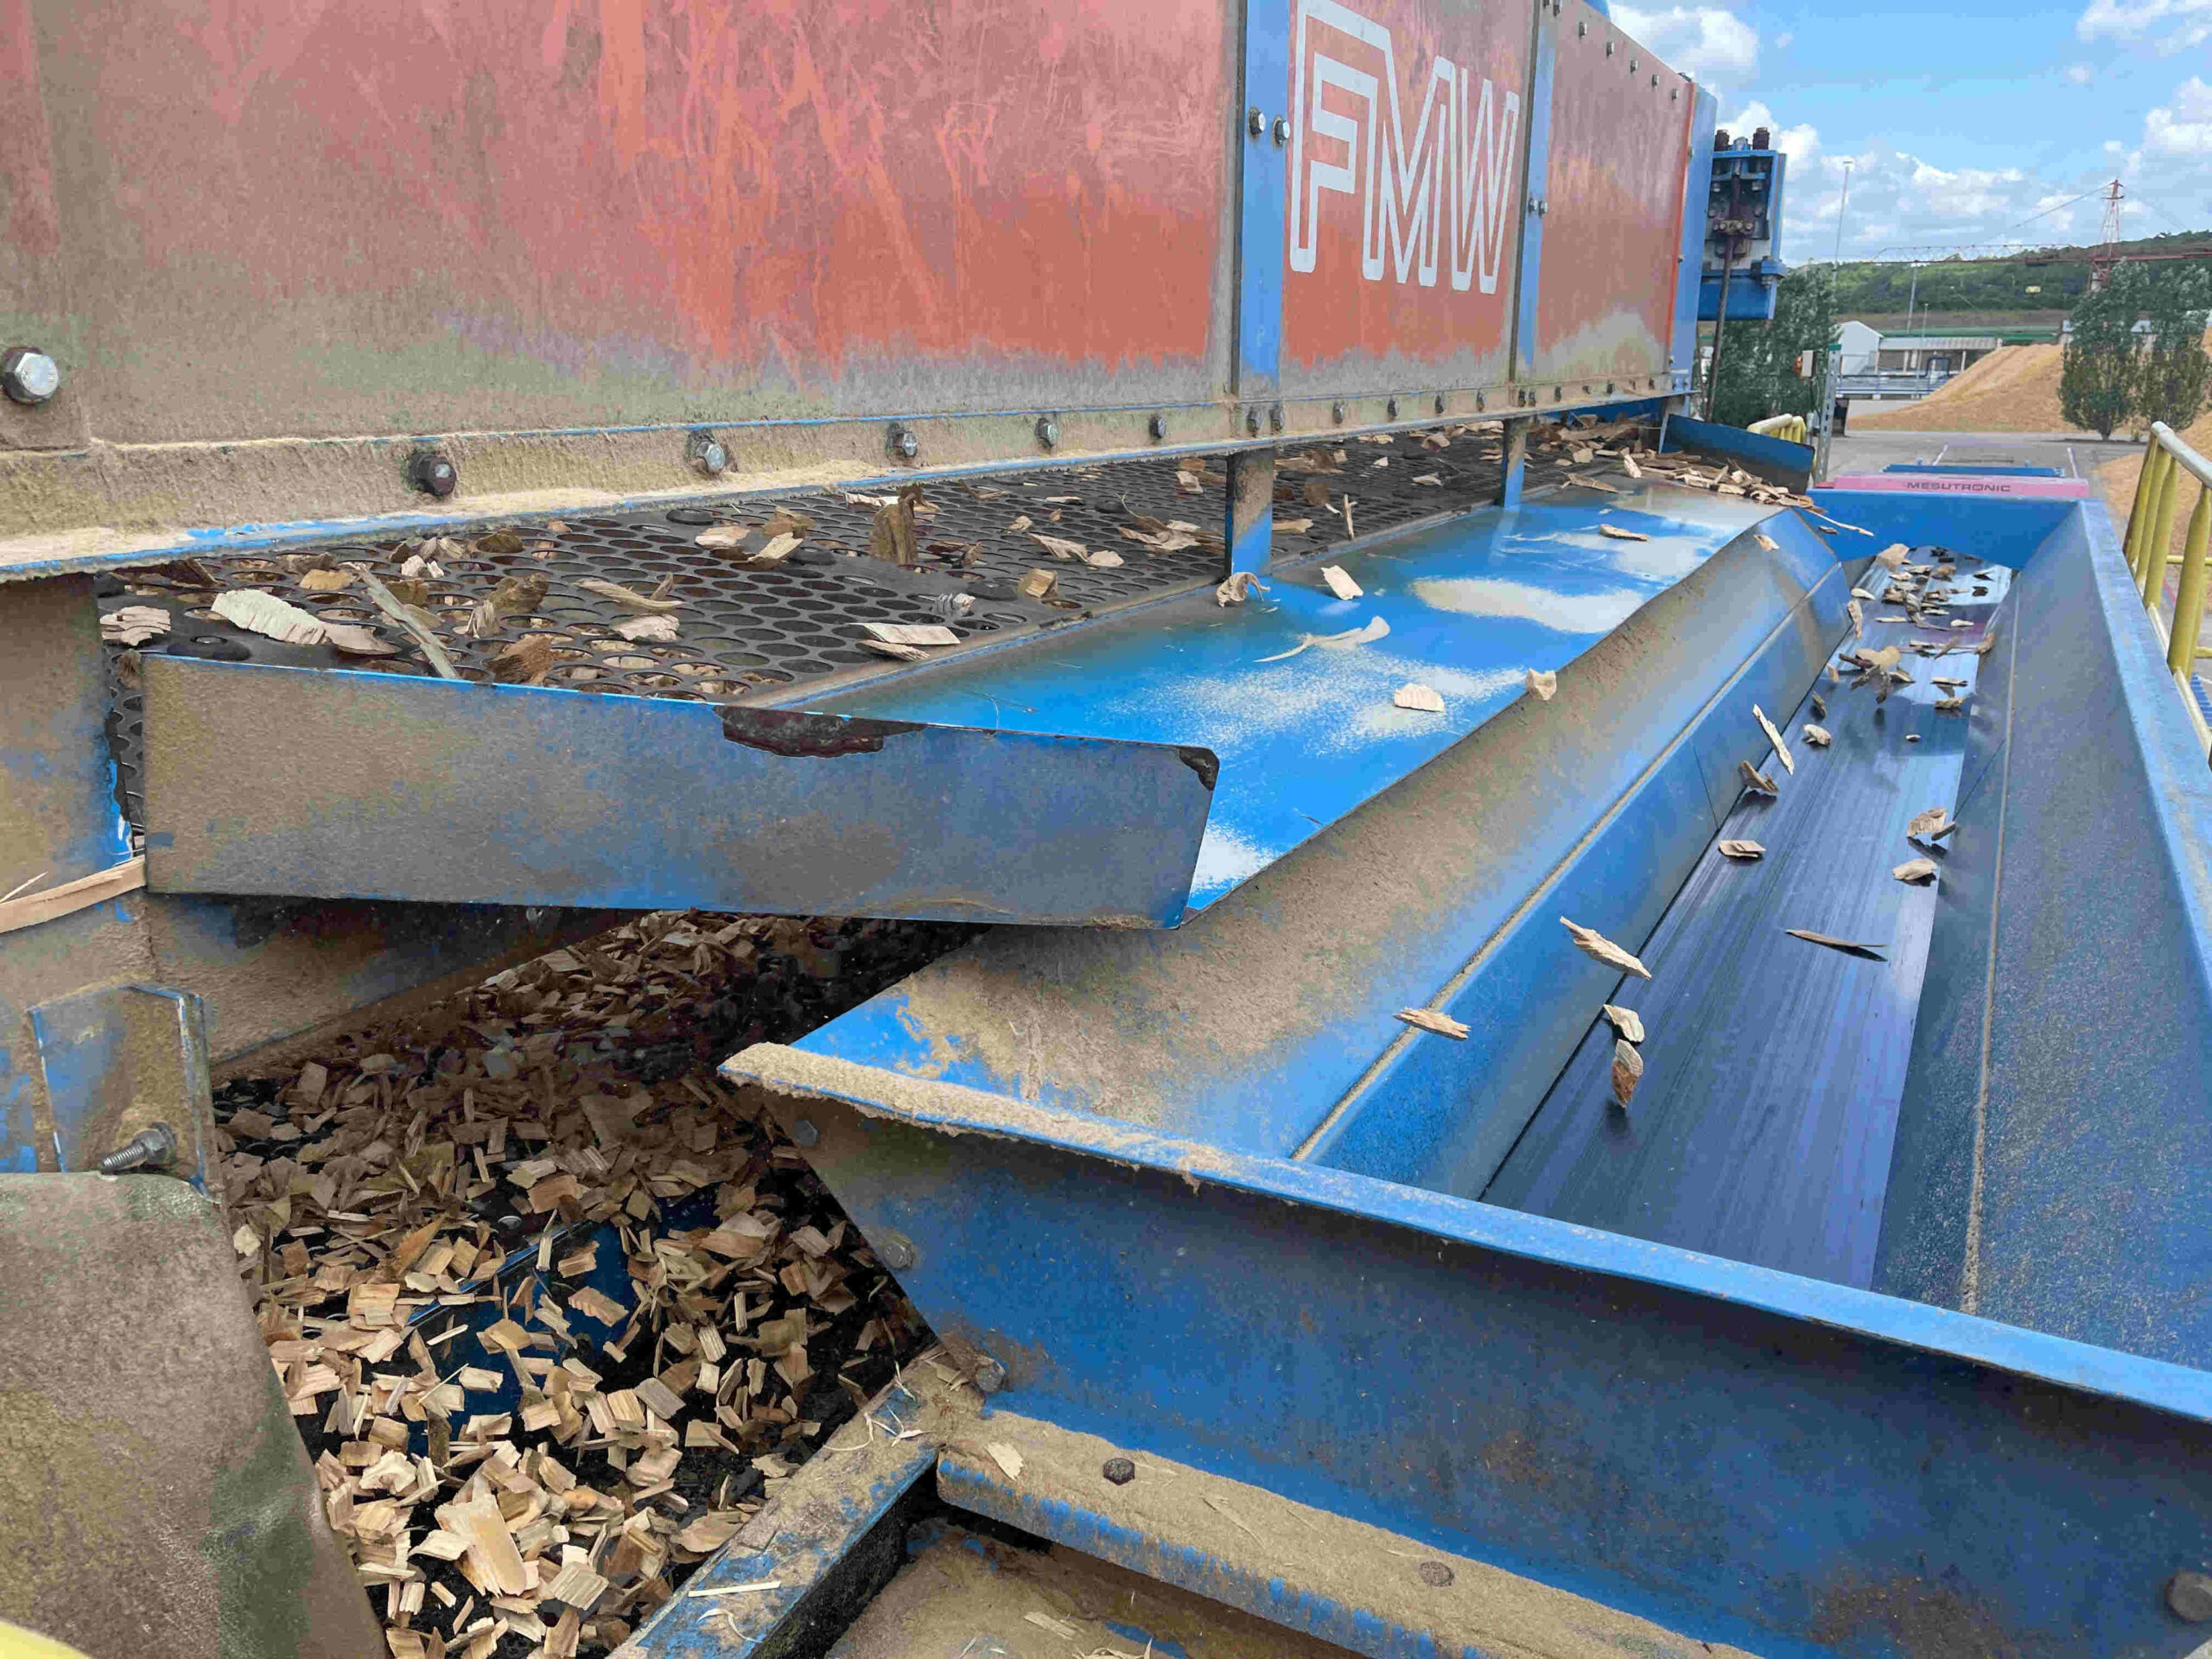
xmin=1834 ymin=161 xmax=1853 ymax=261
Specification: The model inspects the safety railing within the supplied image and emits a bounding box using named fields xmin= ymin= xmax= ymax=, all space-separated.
xmin=2121 ymin=420 xmax=2212 ymax=751
xmin=1746 ymin=414 xmax=1808 ymax=442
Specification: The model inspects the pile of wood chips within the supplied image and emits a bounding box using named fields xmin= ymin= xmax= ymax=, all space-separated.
xmin=222 ymin=911 xmax=967 ymax=1659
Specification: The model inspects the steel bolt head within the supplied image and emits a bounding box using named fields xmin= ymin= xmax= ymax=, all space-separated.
xmin=407 ymin=449 xmax=458 ymax=498
xmin=696 ymin=437 xmax=730 ymax=475
xmin=1102 ymin=1457 xmax=1136 ymax=1485
xmin=2169 ymin=1572 xmax=2212 ymax=1622
xmin=1 ymin=346 xmax=59 ymax=405
xmin=1245 ymin=408 xmax=1261 ymax=435
xmin=972 ymin=1355 xmax=1007 ymax=1394
xmin=1387 ymin=397 xmax=1401 ymax=420
xmin=1330 ymin=401 xmax=1344 ymax=423
xmin=876 ymin=1235 xmax=916 ymax=1270
xmin=1147 ymin=413 xmax=1166 ymax=441
xmin=1272 ymin=117 xmax=1290 ymax=146
xmin=789 ymin=1117 xmax=820 ymax=1147
xmin=1434 ymin=393 xmax=1446 ymax=415
xmin=96 ymin=1122 xmax=177 ymax=1176
xmin=1268 ymin=403 xmax=1284 ymax=432
xmin=1247 ymin=106 xmax=1264 ymax=137
xmin=888 ymin=423 xmax=919 ymax=461
xmin=1035 ymin=416 xmax=1059 ymax=449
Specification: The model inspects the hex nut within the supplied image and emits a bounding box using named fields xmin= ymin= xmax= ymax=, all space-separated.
xmin=2169 ymin=1571 xmax=2212 ymax=1622
xmin=876 ymin=1235 xmax=916 ymax=1270
xmin=1246 ymin=106 xmax=1264 ymax=137
xmin=1035 ymin=416 xmax=1059 ymax=449
xmin=789 ymin=1118 xmax=821 ymax=1147
xmin=1268 ymin=403 xmax=1284 ymax=433
xmin=1102 ymin=1458 xmax=1136 ymax=1485
xmin=1331 ymin=401 xmax=1345 ymax=423
xmin=972 ymin=1355 xmax=1007 ymax=1394
xmin=1386 ymin=397 xmax=1401 ymax=420
xmin=0 ymin=346 xmax=60 ymax=405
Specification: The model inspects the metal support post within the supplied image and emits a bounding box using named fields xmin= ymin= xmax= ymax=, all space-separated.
xmin=1226 ymin=450 xmax=1277 ymax=574
xmin=2170 ymin=480 xmax=2212 ymax=677
xmin=2146 ymin=449 xmax=2184 ymax=606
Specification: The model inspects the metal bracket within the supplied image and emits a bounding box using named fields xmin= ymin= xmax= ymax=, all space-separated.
xmin=27 ymin=982 xmax=222 ymax=1201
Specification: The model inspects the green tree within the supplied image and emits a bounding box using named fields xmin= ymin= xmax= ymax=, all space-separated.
xmin=2132 ymin=262 xmax=2212 ymax=435
xmin=2059 ymin=277 xmax=2139 ymax=438
xmin=1709 ymin=266 xmax=1838 ymax=428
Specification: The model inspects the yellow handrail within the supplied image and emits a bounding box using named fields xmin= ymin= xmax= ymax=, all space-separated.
xmin=2120 ymin=422 xmax=2212 ymax=752
xmin=1747 ymin=414 xmax=1808 ymax=443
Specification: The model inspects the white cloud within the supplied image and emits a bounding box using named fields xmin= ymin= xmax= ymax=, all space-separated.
xmin=2065 ymin=61 xmax=2096 ymax=83
xmin=1613 ymin=3 xmax=1760 ymax=92
xmin=2076 ymin=0 xmax=2210 ymax=53
xmin=1773 ymin=29 xmax=1795 ymax=48
xmin=2144 ymin=74 xmax=2212 ymax=155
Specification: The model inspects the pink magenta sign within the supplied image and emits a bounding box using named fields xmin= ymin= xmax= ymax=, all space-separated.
xmin=1826 ymin=474 xmax=2094 ymax=499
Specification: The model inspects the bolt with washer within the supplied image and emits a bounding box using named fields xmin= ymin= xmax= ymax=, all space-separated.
xmin=1035 ymin=416 xmax=1059 ymax=449
xmin=887 ymin=423 xmax=920 ymax=461
xmin=98 ymin=1122 xmax=178 ymax=1176
xmin=1246 ymin=106 xmax=1265 ymax=137
xmin=1147 ymin=413 xmax=1167 ymax=442
xmin=1272 ymin=117 xmax=1290 ymax=145
xmin=690 ymin=431 xmax=731 ymax=475
xmin=876 ymin=1234 xmax=917 ymax=1270
xmin=406 ymin=449 xmax=459 ymax=499
xmin=1 ymin=346 xmax=60 ymax=406
xmin=971 ymin=1355 xmax=1007 ymax=1394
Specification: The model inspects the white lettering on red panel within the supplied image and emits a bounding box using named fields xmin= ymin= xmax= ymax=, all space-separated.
xmin=1288 ymin=0 xmax=1522 ymax=295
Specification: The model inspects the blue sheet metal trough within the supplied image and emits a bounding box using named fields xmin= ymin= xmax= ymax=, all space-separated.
xmin=725 ymin=486 xmax=2212 ymax=1655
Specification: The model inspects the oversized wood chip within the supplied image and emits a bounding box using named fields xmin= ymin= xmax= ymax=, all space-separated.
xmin=1320 ymin=565 xmax=1363 ymax=600
xmin=1524 ymin=668 xmax=1558 ymax=701
xmin=1393 ymin=683 xmax=1445 ymax=714
xmin=437 ymin=1497 xmax=529 ymax=1596
xmin=1303 ymin=477 xmax=1332 ymax=508
xmin=101 ymin=606 xmax=172 ymax=645
xmin=1752 ymin=704 xmax=1794 ymax=773
xmin=1082 ymin=548 xmax=1125 ymax=568
xmin=1622 ymin=452 xmax=1643 ymax=478
xmin=1893 ymin=858 xmax=1939 ymax=885
xmin=1851 ymin=587 xmax=1876 ymax=601
xmin=753 ymin=532 xmax=802 ymax=565
xmin=213 ymin=588 xmax=327 ymax=645
xmin=1274 ymin=518 xmax=1315 ymax=534
xmin=612 ymin=613 xmax=679 ymax=642
xmin=1611 ymin=1040 xmax=1643 ymax=1109
xmin=463 ymin=572 xmax=549 ymax=639
xmin=859 ymin=639 xmax=926 ymax=661
xmin=987 ymin=1441 xmax=1025 ymax=1480
xmin=862 ymin=621 xmax=958 ymax=647
xmin=1560 ymin=918 xmax=1651 ymax=979
xmin=1601 ymin=1004 xmax=1644 ymax=1043
xmin=1029 ymin=532 xmax=1088 ymax=562
xmin=1256 ymin=615 xmax=1389 ymax=663
xmin=1875 ymin=543 xmax=1910 ymax=570
xmin=868 ymin=486 xmax=923 ymax=565
xmin=1738 ymin=760 xmax=1778 ymax=797
xmin=1936 ymin=696 xmax=1965 ymax=712
xmin=1215 ymin=571 xmax=1265 ymax=607
xmin=1019 ymin=568 xmax=1060 ymax=601
xmin=1802 ymin=723 xmax=1832 ymax=747
xmin=1005 ymin=514 xmax=1033 ymax=534
xmin=1599 ymin=524 xmax=1649 ymax=541
xmin=1718 ymin=840 xmax=1765 ymax=860
xmin=1176 ymin=468 xmax=1204 ymax=494
xmin=1785 ymin=929 xmax=1888 ymax=961
xmin=323 ymin=623 xmax=397 ymax=658
xmin=1394 ymin=1007 xmax=1469 ymax=1039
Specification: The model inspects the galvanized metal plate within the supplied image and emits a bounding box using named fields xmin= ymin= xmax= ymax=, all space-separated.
xmin=1276 ymin=0 xmax=1535 ymax=397
xmin=138 ymin=658 xmax=1217 ymax=926
xmin=1526 ymin=0 xmax=1695 ymax=387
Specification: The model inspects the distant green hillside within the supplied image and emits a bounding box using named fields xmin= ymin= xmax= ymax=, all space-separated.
xmin=1827 ymin=231 xmax=2212 ymax=316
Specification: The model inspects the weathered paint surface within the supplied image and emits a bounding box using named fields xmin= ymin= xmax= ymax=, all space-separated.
xmin=1276 ymin=0 xmax=1534 ymax=396
xmin=1528 ymin=0 xmax=1693 ymax=386
xmin=9 ymin=0 xmax=1235 ymax=445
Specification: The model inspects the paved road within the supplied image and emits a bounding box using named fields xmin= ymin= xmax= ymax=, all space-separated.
xmin=1828 ymin=427 xmax=2142 ymax=480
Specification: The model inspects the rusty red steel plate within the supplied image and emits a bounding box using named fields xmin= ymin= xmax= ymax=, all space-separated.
xmin=1528 ymin=1 xmax=1695 ymax=388
xmin=10 ymin=0 xmax=1233 ymax=445
xmin=1277 ymin=0 xmax=1534 ymax=397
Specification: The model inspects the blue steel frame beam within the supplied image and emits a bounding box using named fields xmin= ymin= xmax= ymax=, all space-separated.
xmin=727 ymin=1052 xmax=2212 ymax=1659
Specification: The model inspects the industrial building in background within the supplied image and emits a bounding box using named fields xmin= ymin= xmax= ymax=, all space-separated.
xmin=6 ymin=2 xmax=2212 ymax=1657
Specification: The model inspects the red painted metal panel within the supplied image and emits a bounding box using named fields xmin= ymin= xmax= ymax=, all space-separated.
xmin=25 ymin=0 xmax=1233 ymax=444
xmin=1276 ymin=0 xmax=1533 ymax=397
xmin=1528 ymin=0 xmax=1693 ymax=387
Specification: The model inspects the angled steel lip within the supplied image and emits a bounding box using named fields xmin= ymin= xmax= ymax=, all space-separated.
xmin=721 ymin=1043 xmax=2212 ymax=1427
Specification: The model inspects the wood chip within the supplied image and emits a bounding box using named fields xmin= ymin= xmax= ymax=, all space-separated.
xmin=1256 ymin=616 xmax=1389 ymax=662
xmin=213 ymin=588 xmax=326 ymax=645
xmin=862 ymin=622 xmax=958 ymax=647
xmin=102 ymin=606 xmax=172 ymax=645
xmin=1785 ymin=929 xmax=1889 ymax=961
xmin=1848 ymin=599 xmax=1864 ymax=638
xmin=543 ymin=1561 xmax=609 ymax=1611
xmin=1753 ymin=532 xmax=1778 ymax=551
xmin=1810 ymin=694 xmax=1827 ymax=718
xmin=437 ymin=1497 xmax=529 ymax=1596
xmin=1876 ymin=543 xmax=1910 ymax=570
xmin=1752 ymin=705 xmax=1793 ymax=774
xmin=1622 ymin=453 xmax=1643 ymax=478
xmin=1320 ymin=565 xmax=1362 ymax=600
xmin=1908 ymin=807 xmax=1958 ymax=842
xmin=1560 ymin=918 xmax=1651 ymax=980
xmin=1029 ymin=532 xmax=1089 ymax=562
xmin=1393 ymin=683 xmax=1445 ymax=714
xmin=1394 ymin=1007 xmax=1469 ymax=1039
xmin=576 ymin=579 xmax=682 ymax=613
xmin=1738 ymin=761 xmax=1778 ymax=797
xmin=1601 ymin=1004 xmax=1644 ymax=1043
xmin=1018 ymin=568 xmax=1060 ymax=601
xmin=1524 ymin=667 xmax=1559 ymax=701
xmin=1718 ymin=840 xmax=1765 ymax=860
xmin=612 ymin=614 xmax=679 ymax=642
xmin=1802 ymin=723 xmax=1832 ymax=747
xmin=694 ymin=526 xmax=747 ymax=550
xmin=859 ymin=639 xmax=926 ymax=661
xmin=1611 ymin=1040 xmax=1643 ymax=1109
xmin=1599 ymin=524 xmax=1649 ymax=541
xmin=1893 ymin=859 xmax=1939 ymax=885
xmin=987 ymin=1441 xmax=1025 ymax=1480
xmin=352 ymin=570 xmax=460 ymax=679
xmin=1025 ymin=1613 xmax=1082 ymax=1639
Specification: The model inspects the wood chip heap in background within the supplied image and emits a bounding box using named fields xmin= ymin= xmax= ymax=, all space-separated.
xmin=222 ymin=912 xmax=969 ymax=1659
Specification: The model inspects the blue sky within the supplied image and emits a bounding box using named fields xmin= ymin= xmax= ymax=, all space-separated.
xmin=1613 ymin=0 xmax=2212 ymax=261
